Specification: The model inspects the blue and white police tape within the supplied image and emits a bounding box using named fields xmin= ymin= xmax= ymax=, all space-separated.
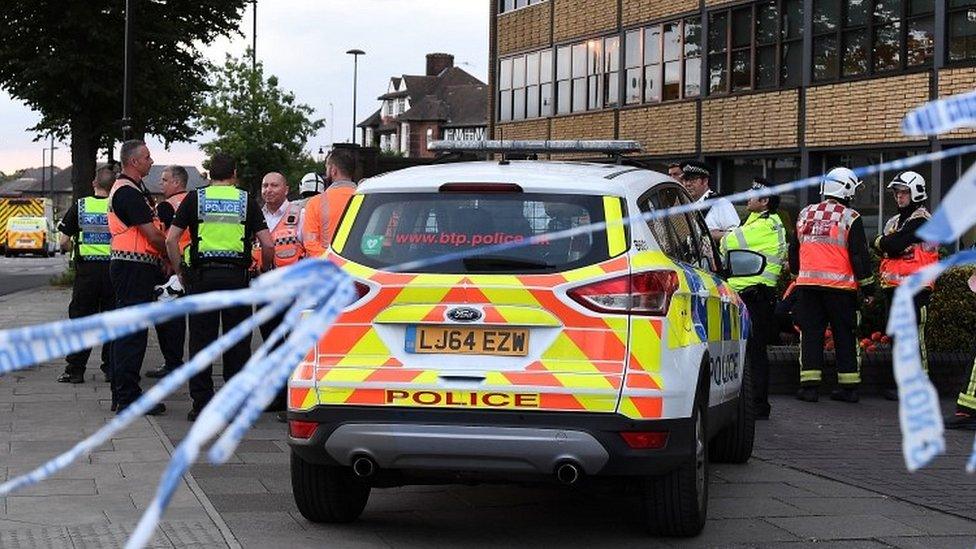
xmin=918 ymin=161 xmax=976 ymax=243
xmin=902 ymin=89 xmax=976 ymax=137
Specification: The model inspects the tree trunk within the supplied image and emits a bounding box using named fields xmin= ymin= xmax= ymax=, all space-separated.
xmin=70 ymin=117 xmax=99 ymax=202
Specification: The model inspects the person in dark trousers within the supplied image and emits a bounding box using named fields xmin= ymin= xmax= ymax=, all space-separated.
xmin=146 ymin=165 xmax=191 ymax=379
xmin=790 ymin=167 xmax=876 ymax=404
xmin=948 ymin=271 xmax=976 ymax=430
xmin=166 ymin=152 xmax=274 ymax=421
xmin=56 ymin=163 xmax=118 ymax=384
xmin=107 ymin=140 xmax=167 ymax=415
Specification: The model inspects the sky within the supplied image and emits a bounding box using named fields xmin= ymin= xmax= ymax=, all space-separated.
xmin=0 ymin=0 xmax=489 ymax=175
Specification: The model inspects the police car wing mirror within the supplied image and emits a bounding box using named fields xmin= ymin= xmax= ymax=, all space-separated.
xmin=725 ymin=249 xmax=766 ymax=279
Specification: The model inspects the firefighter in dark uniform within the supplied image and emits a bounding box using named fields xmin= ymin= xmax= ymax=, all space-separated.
xmin=166 ymin=152 xmax=274 ymax=421
xmin=56 ymin=163 xmax=118 ymax=384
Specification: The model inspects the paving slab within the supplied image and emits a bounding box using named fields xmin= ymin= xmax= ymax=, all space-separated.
xmin=766 ymin=514 xmax=926 ymax=540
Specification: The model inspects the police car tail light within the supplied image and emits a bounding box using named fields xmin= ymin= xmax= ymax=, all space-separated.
xmin=619 ymin=431 xmax=669 ymax=449
xmin=289 ymin=420 xmax=318 ymax=439
xmin=354 ymin=281 xmax=370 ymax=300
xmin=568 ymin=270 xmax=678 ymax=316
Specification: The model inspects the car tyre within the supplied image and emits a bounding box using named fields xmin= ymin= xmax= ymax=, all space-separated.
xmin=291 ymin=450 xmax=370 ymax=523
xmin=709 ymin=356 xmax=756 ymax=464
xmin=639 ymin=376 xmax=708 ymax=536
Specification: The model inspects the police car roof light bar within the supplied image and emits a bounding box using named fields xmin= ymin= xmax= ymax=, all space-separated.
xmin=427 ymin=139 xmax=643 ymax=156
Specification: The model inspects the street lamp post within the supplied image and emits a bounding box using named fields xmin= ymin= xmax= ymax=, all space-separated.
xmin=329 ymin=102 xmax=335 ymax=146
xmin=122 ymin=0 xmax=135 ymax=140
xmin=346 ymin=49 xmax=365 ymax=146
xmin=48 ymin=136 xmax=58 ymax=201
xmin=249 ymin=0 xmax=257 ymax=73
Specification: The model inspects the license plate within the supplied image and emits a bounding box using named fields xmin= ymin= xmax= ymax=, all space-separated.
xmin=406 ymin=326 xmax=529 ymax=356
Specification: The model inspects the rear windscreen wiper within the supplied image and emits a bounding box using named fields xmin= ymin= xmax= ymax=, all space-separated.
xmin=462 ymin=255 xmax=554 ymax=270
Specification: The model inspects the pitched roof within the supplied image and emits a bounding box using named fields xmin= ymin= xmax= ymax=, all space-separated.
xmin=360 ymin=66 xmax=487 ymax=129
xmin=0 ymin=165 xmax=207 ymax=196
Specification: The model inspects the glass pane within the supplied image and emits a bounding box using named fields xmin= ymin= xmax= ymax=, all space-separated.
xmin=663 ymin=61 xmax=681 ymax=100
xmin=950 ymin=0 xmax=976 ymax=6
xmin=684 ymin=57 xmax=701 ymax=97
xmin=782 ymin=0 xmax=804 ymax=39
xmin=588 ymin=75 xmax=602 ymax=109
xmin=645 ymin=26 xmax=662 ymax=64
xmin=572 ymin=44 xmax=587 ymax=77
xmin=513 ymin=56 xmax=526 ymax=88
xmin=907 ymin=17 xmax=934 ymax=66
xmin=842 ymin=30 xmax=868 ymax=76
xmin=949 ymin=10 xmax=976 ymax=61
xmin=588 ymin=39 xmax=602 ymax=75
xmin=645 ymin=64 xmax=662 ymax=102
xmin=626 ymin=30 xmax=643 ymax=68
xmin=526 ymin=85 xmax=540 ymax=118
xmin=874 ymin=22 xmax=901 ymax=71
xmin=732 ymin=8 xmax=752 ymax=48
xmin=782 ymin=40 xmax=802 ymax=86
xmin=557 ymin=81 xmax=571 ymax=114
xmin=664 ymin=22 xmax=681 ymax=61
xmin=685 ymin=18 xmax=702 ymax=57
xmin=605 ymin=36 xmax=620 ymax=72
xmin=526 ymin=52 xmax=540 ymax=86
xmin=604 ymin=71 xmax=620 ymax=107
xmin=813 ymin=35 xmax=839 ymax=80
xmin=731 ymin=49 xmax=751 ymax=91
xmin=556 ymin=46 xmax=571 ymax=80
xmin=909 ymin=0 xmax=934 ymax=15
xmin=708 ymin=53 xmax=727 ymax=93
xmin=709 ymin=12 xmax=728 ymax=54
xmin=513 ymin=89 xmax=526 ymax=120
xmin=625 ymin=68 xmax=643 ymax=104
xmin=540 ymin=50 xmax=553 ymax=83
xmin=541 ymin=83 xmax=554 ymax=116
xmin=846 ymin=0 xmax=869 ymax=27
xmin=875 ymin=0 xmax=903 ymax=22
xmin=572 ymin=78 xmax=586 ymax=112
xmin=500 ymin=58 xmax=513 ymax=90
xmin=757 ymin=45 xmax=776 ymax=88
xmin=499 ymin=90 xmax=512 ymax=121
xmin=757 ymin=1 xmax=778 ymax=44
xmin=501 ymin=0 xmax=514 ymax=13
xmin=813 ymin=0 xmax=840 ymax=34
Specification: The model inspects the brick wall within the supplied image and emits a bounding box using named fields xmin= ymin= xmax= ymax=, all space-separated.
xmin=496 ymin=119 xmax=551 ymax=140
xmin=622 ymin=0 xmax=698 ymax=27
xmin=703 ymin=0 xmax=740 ymax=7
xmin=619 ymin=102 xmax=697 ymax=155
xmin=937 ymin=67 xmax=976 ymax=139
xmin=702 ymin=90 xmax=798 ymax=152
xmin=805 ymin=73 xmax=930 ymax=147
xmin=553 ymin=0 xmax=617 ymax=42
xmin=497 ymin=2 xmax=552 ymax=56
xmin=550 ymin=111 xmax=616 ymax=139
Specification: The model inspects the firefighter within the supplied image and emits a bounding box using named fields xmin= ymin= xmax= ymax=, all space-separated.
xmin=298 ymin=172 xmax=326 ymax=203
xmin=720 ymin=178 xmax=787 ymax=419
xmin=791 ymin=167 xmax=875 ymax=404
xmin=56 ymin=163 xmax=118 ymax=384
xmin=873 ymin=171 xmax=939 ymax=401
xmin=302 ymin=148 xmax=358 ymax=258
xmin=948 ymin=272 xmax=976 ymax=430
xmin=166 ymin=152 xmax=274 ymax=421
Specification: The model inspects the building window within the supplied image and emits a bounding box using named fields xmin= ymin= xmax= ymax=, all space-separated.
xmin=499 ymin=0 xmax=546 ymax=14
xmin=812 ymin=0 xmax=934 ymax=82
xmin=498 ymin=49 xmax=553 ymax=122
xmin=709 ymin=1 xmax=803 ymax=94
xmin=400 ymin=123 xmax=410 ymax=156
xmin=382 ymin=101 xmax=392 ymax=117
xmin=604 ymin=36 xmax=621 ymax=107
xmin=948 ymin=0 xmax=976 ymax=62
xmin=625 ymin=16 xmax=702 ymax=104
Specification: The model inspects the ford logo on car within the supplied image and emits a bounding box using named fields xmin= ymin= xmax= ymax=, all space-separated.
xmin=446 ymin=307 xmax=482 ymax=323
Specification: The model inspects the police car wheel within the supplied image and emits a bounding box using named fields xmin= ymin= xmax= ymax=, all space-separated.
xmin=291 ymin=451 xmax=370 ymax=523
xmin=709 ymin=356 xmax=756 ymax=464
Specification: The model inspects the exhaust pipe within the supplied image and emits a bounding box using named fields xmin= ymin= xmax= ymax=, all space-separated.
xmin=352 ymin=455 xmax=377 ymax=478
xmin=555 ymin=461 xmax=581 ymax=485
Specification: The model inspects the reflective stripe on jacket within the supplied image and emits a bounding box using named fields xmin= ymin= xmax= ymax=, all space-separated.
xmin=77 ymin=197 xmax=111 ymax=261
xmin=879 ymin=206 xmax=939 ymax=288
xmin=720 ymin=211 xmax=787 ymax=292
xmin=795 ymin=200 xmax=858 ymax=290
xmin=190 ymin=186 xmax=248 ymax=265
xmin=252 ymin=202 xmax=305 ymax=269
xmin=107 ymin=178 xmax=162 ymax=265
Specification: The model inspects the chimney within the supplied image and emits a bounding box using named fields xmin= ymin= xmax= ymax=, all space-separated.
xmin=426 ymin=53 xmax=454 ymax=76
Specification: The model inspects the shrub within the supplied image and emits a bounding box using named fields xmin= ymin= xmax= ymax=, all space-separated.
xmin=926 ymin=266 xmax=976 ymax=353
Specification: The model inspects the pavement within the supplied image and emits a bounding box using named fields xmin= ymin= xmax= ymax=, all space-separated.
xmin=0 ymin=255 xmax=68 ymax=296
xmin=2 ymin=285 xmax=976 ymax=548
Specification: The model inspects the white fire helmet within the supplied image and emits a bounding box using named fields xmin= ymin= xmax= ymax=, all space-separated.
xmin=299 ymin=172 xmax=325 ymax=196
xmin=886 ymin=170 xmax=927 ymax=203
xmin=821 ymin=167 xmax=862 ymax=201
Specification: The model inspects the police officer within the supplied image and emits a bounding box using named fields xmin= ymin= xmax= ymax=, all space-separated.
xmin=146 ymin=165 xmax=191 ymax=379
xmin=56 ymin=163 xmax=118 ymax=384
xmin=720 ymin=178 xmax=787 ymax=419
xmin=948 ymin=271 xmax=976 ymax=430
xmin=302 ymin=148 xmax=358 ymax=258
xmin=873 ymin=171 xmax=938 ymax=401
xmin=791 ymin=167 xmax=875 ymax=404
xmin=680 ymin=160 xmax=740 ymax=242
xmin=166 ymin=152 xmax=274 ymax=421
xmin=108 ymin=140 xmax=167 ymax=415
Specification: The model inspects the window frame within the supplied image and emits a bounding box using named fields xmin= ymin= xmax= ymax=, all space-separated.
xmin=947 ymin=0 xmax=976 ymax=65
xmin=497 ymin=49 xmax=555 ymax=123
xmin=624 ymin=15 xmax=702 ymax=105
xmin=499 ymin=0 xmax=547 ymax=15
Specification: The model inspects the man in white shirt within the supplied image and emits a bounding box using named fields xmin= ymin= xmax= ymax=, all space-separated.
xmin=681 ymin=160 xmax=741 ymax=242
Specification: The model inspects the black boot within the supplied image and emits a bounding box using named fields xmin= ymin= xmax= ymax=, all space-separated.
xmin=796 ymin=386 xmax=819 ymax=402
xmin=830 ymin=387 xmax=860 ymax=403
xmin=881 ymin=388 xmax=898 ymax=401
xmin=946 ymin=411 xmax=976 ymax=430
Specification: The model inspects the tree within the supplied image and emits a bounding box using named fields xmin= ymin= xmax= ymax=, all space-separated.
xmin=0 ymin=1 xmax=249 ymax=200
xmin=199 ymin=53 xmax=325 ymax=194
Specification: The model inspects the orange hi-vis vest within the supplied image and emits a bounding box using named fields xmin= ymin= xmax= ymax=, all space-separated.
xmin=107 ymin=176 xmax=163 ymax=265
xmin=879 ymin=206 xmax=939 ymax=288
xmin=164 ymin=191 xmax=192 ymax=254
xmin=795 ymin=200 xmax=858 ymax=290
xmin=252 ymin=202 xmax=305 ymax=269
xmin=303 ymin=181 xmax=356 ymax=258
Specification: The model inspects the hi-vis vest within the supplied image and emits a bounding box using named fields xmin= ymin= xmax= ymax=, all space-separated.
xmin=108 ymin=177 xmax=163 ymax=265
xmin=164 ymin=191 xmax=192 ymax=254
xmin=76 ymin=196 xmax=110 ymax=261
xmin=720 ymin=211 xmax=787 ymax=292
xmin=252 ymin=202 xmax=304 ymax=270
xmin=879 ymin=206 xmax=939 ymax=288
xmin=190 ymin=185 xmax=248 ymax=266
xmin=795 ymin=200 xmax=858 ymax=290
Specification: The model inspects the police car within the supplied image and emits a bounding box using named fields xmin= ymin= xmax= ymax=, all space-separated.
xmin=288 ymin=141 xmax=763 ymax=536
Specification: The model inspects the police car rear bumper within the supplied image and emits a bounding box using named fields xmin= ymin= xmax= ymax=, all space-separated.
xmin=288 ymin=406 xmax=697 ymax=478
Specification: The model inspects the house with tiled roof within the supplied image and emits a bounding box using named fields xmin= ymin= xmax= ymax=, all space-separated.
xmin=358 ymin=53 xmax=488 ymax=159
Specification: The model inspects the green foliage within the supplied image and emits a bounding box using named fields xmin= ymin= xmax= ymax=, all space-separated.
xmin=50 ymin=264 xmax=75 ymax=287
xmin=926 ymin=266 xmax=976 ymax=353
xmin=199 ymin=53 xmax=325 ymax=195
